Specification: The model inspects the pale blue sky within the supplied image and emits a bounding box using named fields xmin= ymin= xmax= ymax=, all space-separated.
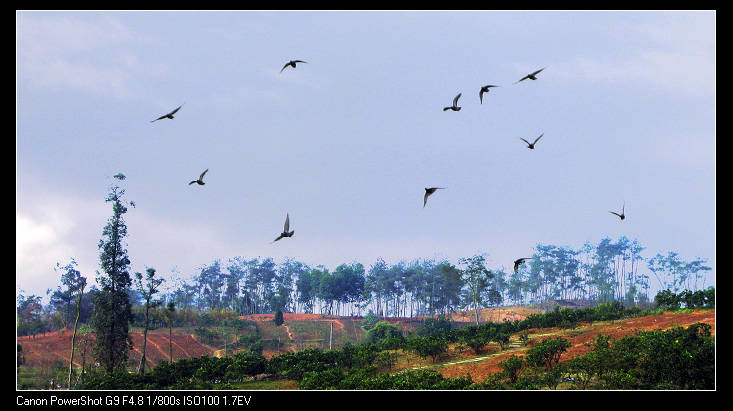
xmin=17 ymin=11 xmax=715 ymax=300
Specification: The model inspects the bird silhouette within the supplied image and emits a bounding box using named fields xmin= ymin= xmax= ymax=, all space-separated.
xmin=609 ymin=203 xmax=626 ymax=220
xmin=280 ymin=60 xmax=307 ymax=73
xmin=151 ymin=104 xmax=183 ymax=122
xmin=520 ymin=133 xmax=544 ymax=149
xmin=514 ymin=67 xmax=546 ymax=84
xmin=443 ymin=93 xmax=462 ymax=111
xmin=514 ymin=258 xmax=532 ymax=274
xmin=188 ymin=169 xmax=208 ymax=186
xmin=424 ymin=187 xmax=446 ymax=207
xmin=272 ymin=213 xmax=295 ymax=242
xmin=479 ymin=85 xmax=499 ymax=104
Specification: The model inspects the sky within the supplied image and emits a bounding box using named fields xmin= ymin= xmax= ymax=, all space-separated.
xmin=17 ymin=10 xmax=715 ymax=301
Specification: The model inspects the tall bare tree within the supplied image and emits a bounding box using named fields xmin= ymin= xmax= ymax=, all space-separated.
xmin=135 ymin=267 xmax=164 ymax=374
xmin=67 ymin=275 xmax=86 ymax=388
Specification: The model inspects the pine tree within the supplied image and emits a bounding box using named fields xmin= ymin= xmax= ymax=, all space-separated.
xmin=91 ymin=173 xmax=135 ymax=374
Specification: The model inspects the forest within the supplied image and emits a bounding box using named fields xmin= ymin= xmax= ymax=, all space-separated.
xmin=17 ymin=237 xmax=712 ymax=337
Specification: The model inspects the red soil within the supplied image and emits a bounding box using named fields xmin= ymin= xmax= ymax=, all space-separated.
xmin=437 ymin=309 xmax=715 ymax=382
xmin=18 ymin=329 xmax=216 ymax=369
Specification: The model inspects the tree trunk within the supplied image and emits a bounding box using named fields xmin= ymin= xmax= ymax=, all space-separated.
xmin=67 ymin=282 xmax=85 ymax=389
xmin=169 ymin=321 xmax=173 ymax=362
xmin=137 ymin=302 xmax=151 ymax=374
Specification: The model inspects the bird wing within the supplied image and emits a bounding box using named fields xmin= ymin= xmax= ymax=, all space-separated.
xmin=199 ymin=169 xmax=208 ymax=180
xmin=293 ymin=60 xmax=307 ymax=64
xmin=151 ymin=115 xmax=166 ymax=122
xmin=423 ymin=192 xmax=430 ymax=207
xmin=169 ymin=105 xmax=182 ymax=116
xmin=533 ymin=133 xmax=544 ymax=145
xmin=188 ymin=180 xmax=197 ymax=185
xmin=443 ymin=107 xmax=451 ymax=111
xmin=479 ymin=89 xmax=485 ymax=104
xmin=272 ymin=235 xmax=284 ymax=243
xmin=453 ymin=93 xmax=461 ymax=106
xmin=514 ymin=75 xmax=529 ymax=84
xmin=519 ymin=137 xmax=531 ymax=146
xmin=280 ymin=63 xmax=290 ymax=73
xmin=609 ymin=211 xmax=622 ymax=218
xmin=284 ymin=213 xmax=290 ymax=232
xmin=531 ymin=67 xmax=545 ymax=77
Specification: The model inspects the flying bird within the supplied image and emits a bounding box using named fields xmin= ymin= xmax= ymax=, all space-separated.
xmin=609 ymin=203 xmax=626 ymax=220
xmin=443 ymin=93 xmax=462 ymax=111
xmin=272 ymin=213 xmax=295 ymax=242
xmin=188 ymin=169 xmax=208 ymax=186
xmin=520 ymin=133 xmax=544 ymax=149
xmin=514 ymin=258 xmax=532 ymax=274
xmin=423 ymin=187 xmax=446 ymax=208
xmin=479 ymin=85 xmax=499 ymax=104
xmin=280 ymin=60 xmax=307 ymax=73
xmin=514 ymin=67 xmax=546 ymax=84
xmin=151 ymin=104 xmax=183 ymax=122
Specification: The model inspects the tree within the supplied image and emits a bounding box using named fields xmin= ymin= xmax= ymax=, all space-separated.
xmin=68 ymin=272 xmax=87 ymax=388
xmin=409 ymin=336 xmax=448 ymax=363
xmin=163 ymin=301 xmax=176 ymax=362
xmin=526 ymin=337 xmax=571 ymax=371
xmin=91 ymin=173 xmax=135 ymax=374
xmin=493 ymin=332 xmax=511 ymax=351
xmin=499 ymin=354 xmax=524 ymax=384
xmin=17 ymin=294 xmax=44 ymax=338
xmin=361 ymin=311 xmax=379 ymax=330
xmin=274 ymin=306 xmax=284 ymax=326
xmin=51 ymin=259 xmax=84 ymax=328
xmin=364 ymin=321 xmax=402 ymax=344
xmin=135 ymin=267 xmax=164 ymax=374
xmin=648 ymin=252 xmax=711 ymax=293
xmin=458 ymin=255 xmax=493 ymax=325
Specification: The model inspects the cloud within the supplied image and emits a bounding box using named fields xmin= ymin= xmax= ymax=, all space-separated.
xmin=16 ymin=214 xmax=76 ymax=297
xmin=16 ymin=187 xmax=238 ymax=299
xmin=549 ymin=13 xmax=715 ymax=97
xmin=17 ymin=13 xmax=163 ymax=99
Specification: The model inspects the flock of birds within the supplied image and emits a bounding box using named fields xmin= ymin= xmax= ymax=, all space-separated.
xmin=150 ymin=60 xmax=626 ymax=274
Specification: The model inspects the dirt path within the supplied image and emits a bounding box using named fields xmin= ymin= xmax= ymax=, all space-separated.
xmin=284 ymin=324 xmax=294 ymax=341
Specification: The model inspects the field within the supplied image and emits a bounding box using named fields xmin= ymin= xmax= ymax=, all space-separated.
xmin=18 ymin=327 xmax=218 ymax=370
xmin=434 ymin=308 xmax=715 ymax=382
xmin=17 ymin=307 xmax=714 ymax=389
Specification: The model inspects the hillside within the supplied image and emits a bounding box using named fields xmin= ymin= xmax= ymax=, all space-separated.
xmin=16 ymin=307 xmax=541 ymax=370
xmin=432 ymin=309 xmax=715 ymax=382
xmin=17 ymin=327 xmax=217 ymax=370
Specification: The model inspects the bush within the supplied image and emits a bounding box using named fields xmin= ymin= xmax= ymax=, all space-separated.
xmin=407 ymin=335 xmax=448 ymax=363
xmin=361 ymin=311 xmax=379 ymax=330
xmin=225 ymin=352 xmax=267 ymax=381
xmin=499 ymin=355 xmax=524 ymax=384
xmin=364 ymin=321 xmax=402 ymax=344
xmin=525 ymin=337 xmax=571 ymax=371
xmin=416 ymin=316 xmax=452 ymax=338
